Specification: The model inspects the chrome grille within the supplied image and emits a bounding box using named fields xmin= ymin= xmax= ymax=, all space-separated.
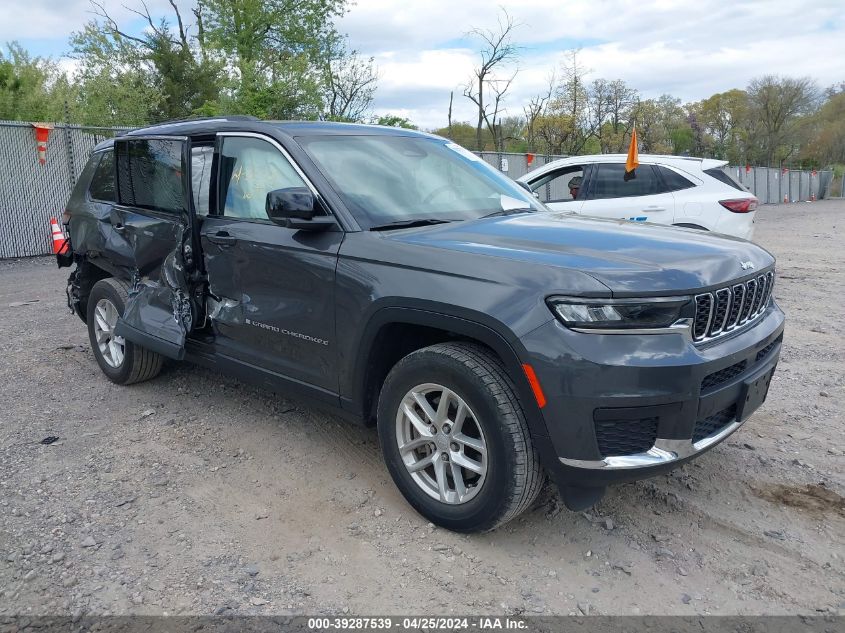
xmin=693 ymin=271 xmax=774 ymax=343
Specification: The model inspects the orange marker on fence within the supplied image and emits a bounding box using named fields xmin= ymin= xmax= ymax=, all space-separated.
xmin=31 ymin=123 xmax=53 ymax=165
xmin=50 ymin=217 xmax=68 ymax=255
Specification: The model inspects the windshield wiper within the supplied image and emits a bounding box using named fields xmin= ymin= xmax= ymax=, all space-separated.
xmin=369 ymin=218 xmax=457 ymax=231
xmin=479 ymin=207 xmax=536 ymax=219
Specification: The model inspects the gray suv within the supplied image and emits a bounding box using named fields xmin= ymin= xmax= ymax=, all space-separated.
xmin=58 ymin=117 xmax=784 ymax=532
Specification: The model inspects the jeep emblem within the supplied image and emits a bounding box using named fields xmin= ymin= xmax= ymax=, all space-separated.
xmin=740 ymin=261 xmax=754 ymax=270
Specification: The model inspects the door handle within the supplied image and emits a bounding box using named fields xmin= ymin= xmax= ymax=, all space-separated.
xmin=643 ymin=206 xmax=666 ymax=212
xmin=207 ymin=231 xmax=236 ymax=245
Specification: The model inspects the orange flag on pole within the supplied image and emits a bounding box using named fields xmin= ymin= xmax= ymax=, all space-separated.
xmin=624 ymin=127 xmax=639 ymax=181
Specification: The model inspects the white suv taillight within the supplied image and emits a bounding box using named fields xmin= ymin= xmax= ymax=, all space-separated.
xmin=719 ymin=198 xmax=758 ymax=213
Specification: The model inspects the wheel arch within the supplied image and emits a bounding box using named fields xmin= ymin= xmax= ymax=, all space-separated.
xmin=346 ymin=306 xmax=549 ymax=441
xmin=67 ymin=256 xmax=117 ymax=323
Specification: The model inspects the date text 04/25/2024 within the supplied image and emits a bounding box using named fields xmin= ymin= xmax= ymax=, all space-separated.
xmin=306 ymin=617 xmax=528 ymax=630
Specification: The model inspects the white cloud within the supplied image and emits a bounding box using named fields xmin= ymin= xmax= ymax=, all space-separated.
xmin=3 ymin=0 xmax=843 ymax=129
xmin=340 ymin=0 xmax=845 ymax=129
xmin=0 ymin=0 xmax=186 ymax=47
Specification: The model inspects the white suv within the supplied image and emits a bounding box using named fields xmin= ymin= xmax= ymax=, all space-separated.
xmin=517 ymin=154 xmax=759 ymax=240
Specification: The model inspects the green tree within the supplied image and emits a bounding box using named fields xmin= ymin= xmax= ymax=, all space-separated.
xmin=69 ymin=0 xmax=374 ymax=124
xmin=0 ymin=43 xmax=72 ymax=121
xmin=746 ymin=75 xmax=819 ymax=166
xmin=373 ymin=114 xmax=417 ymax=129
xmin=534 ymin=112 xmax=577 ymax=155
xmin=801 ymin=91 xmax=845 ymax=166
xmin=631 ymin=95 xmax=690 ymax=154
xmin=693 ymin=89 xmax=750 ymax=162
xmin=588 ymin=78 xmax=638 ymax=152
xmin=70 ymin=1 xmax=222 ymax=124
xmin=198 ymin=0 xmax=352 ymax=119
xmin=432 ymin=121 xmax=492 ymax=148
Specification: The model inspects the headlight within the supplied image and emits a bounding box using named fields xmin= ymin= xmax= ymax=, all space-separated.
xmin=547 ymin=296 xmax=691 ymax=330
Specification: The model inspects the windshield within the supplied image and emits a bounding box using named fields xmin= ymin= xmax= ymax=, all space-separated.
xmin=297 ymin=135 xmax=544 ymax=228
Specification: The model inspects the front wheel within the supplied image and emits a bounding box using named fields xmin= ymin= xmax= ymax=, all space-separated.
xmin=377 ymin=342 xmax=544 ymax=532
xmin=86 ymin=278 xmax=164 ymax=385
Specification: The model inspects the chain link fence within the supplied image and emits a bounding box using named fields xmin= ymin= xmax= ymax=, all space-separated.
xmin=0 ymin=121 xmax=130 ymax=259
xmin=0 ymin=122 xmax=836 ymax=259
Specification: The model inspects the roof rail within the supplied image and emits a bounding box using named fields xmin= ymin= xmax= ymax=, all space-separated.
xmin=146 ymin=114 xmax=260 ymax=125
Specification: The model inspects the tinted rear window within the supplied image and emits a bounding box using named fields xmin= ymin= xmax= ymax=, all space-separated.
xmin=88 ymin=151 xmax=115 ymax=202
xmin=656 ymin=166 xmax=695 ymax=192
xmin=116 ymin=139 xmax=185 ymax=214
xmin=705 ymin=168 xmax=746 ymax=191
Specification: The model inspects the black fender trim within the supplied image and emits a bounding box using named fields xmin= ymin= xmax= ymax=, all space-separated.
xmin=344 ymin=306 xmax=552 ymax=444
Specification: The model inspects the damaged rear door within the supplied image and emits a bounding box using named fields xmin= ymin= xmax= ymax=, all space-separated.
xmin=111 ymin=135 xmax=202 ymax=360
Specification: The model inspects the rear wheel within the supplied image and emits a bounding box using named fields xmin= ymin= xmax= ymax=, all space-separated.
xmin=377 ymin=342 xmax=544 ymax=532
xmin=87 ymin=278 xmax=163 ymax=385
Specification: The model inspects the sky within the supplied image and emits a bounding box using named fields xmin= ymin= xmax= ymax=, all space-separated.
xmin=3 ymin=0 xmax=844 ymax=129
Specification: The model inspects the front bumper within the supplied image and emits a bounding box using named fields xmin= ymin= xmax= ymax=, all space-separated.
xmin=520 ymin=301 xmax=784 ymax=488
xmin=560 ymin=420 xmax=745 ymax=470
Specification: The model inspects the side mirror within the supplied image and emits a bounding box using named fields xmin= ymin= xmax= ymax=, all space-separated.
xmin=265 ymin=187 xmax=334 ymax=231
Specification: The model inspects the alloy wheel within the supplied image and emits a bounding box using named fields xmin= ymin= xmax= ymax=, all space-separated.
xmin=93 ymin=298 xmax=126 ymax=368
xmin=395 ymin=383 xmax=488 ymax=504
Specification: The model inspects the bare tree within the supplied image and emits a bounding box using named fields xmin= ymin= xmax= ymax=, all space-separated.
xmin=324 ymin=49 xmax=378 ymax=121
xmin=447 ymin=91 xmax=453 ymax=139
xmin=597 ymin=79 xmax=639 ymax=152
xmin=89 ymin=0 xmax=192 ymax=54
xmin=537 ymin=49 xmax=591 ymax=155
xmin=483 ymin=72 xmax=517 ymax=151
xmin=523 ymin=71 xmax=554 ymax=152
xmin=587 ymin=78 xmax=611 ymax=150
xmin=462 ymin=9 xmax=520 ymax=151
xmin=556 ymin=50 xmax=589 ymax=129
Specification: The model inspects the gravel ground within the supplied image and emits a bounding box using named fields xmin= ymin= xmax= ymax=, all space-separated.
xmin=1 ymin=201 xmax=843 ymax=617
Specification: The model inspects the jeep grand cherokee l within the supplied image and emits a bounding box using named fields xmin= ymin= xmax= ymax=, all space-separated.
xmin=57 ymin=117 xmax=784 ymax=532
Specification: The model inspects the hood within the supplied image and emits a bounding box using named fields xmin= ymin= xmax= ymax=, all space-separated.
xmin=389 ymin=212 xmax=774 ymax=296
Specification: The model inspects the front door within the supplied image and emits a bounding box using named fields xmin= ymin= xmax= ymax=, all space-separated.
xmin=200 ymin=133 xmax=343 ymax=394
xmin=111 ymin=135 xmax=201 ymax=360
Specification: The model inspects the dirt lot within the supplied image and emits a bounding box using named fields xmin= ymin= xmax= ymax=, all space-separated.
xmin=1 ymin=201 xmax=843 ymax=617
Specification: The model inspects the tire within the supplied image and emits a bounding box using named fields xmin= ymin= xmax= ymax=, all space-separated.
xmin=377 ymin=342 xmax=544 ymax=532
xmin=86 ymin=278 xmax=164 ymax=385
